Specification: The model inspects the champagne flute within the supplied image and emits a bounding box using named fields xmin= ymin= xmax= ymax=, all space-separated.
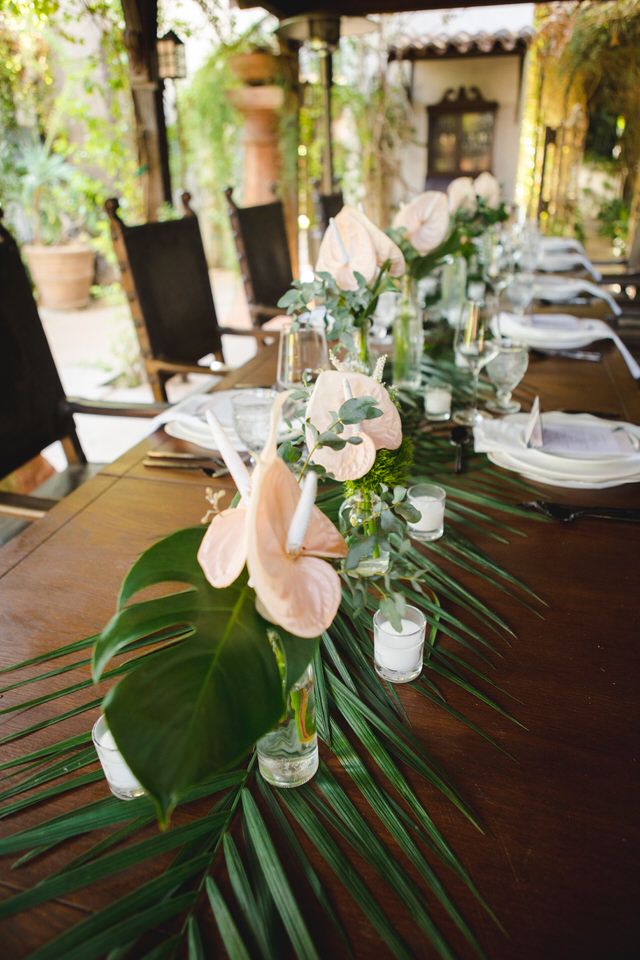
xmin=453 ymin=301 xmax=499 ymax=426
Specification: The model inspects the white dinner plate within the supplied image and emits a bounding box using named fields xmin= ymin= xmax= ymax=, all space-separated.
xmin=483 ymin=412 xmax=640 ymax=474
xmin=487 ymin=449 xmax=640 ymax=489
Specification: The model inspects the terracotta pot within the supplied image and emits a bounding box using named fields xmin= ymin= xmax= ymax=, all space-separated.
xmin=23 ymin=243 xmax=95 ymax=310
xmin=228 ymin=51 xmax=281 ymax=86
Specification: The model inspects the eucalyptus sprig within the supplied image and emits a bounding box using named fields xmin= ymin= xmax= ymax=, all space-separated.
xmin=277 ymin=263 xmax=398 ymax=356
xmin=278 ymin=395 xmax=384 ymax=481
xmin=453 ymin=197 xmax=510 ymax=238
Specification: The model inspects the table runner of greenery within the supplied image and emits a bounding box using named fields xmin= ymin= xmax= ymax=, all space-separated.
xmin=0 ymin=363 xmax=546 ymax=960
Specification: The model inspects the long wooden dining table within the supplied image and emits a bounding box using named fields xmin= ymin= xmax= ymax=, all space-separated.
xmin=1 ymin=338 xmax=639 ymax=959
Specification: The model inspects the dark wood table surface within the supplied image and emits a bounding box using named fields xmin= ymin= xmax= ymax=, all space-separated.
xmin=1 ymin=338 xmax=639 ymax=959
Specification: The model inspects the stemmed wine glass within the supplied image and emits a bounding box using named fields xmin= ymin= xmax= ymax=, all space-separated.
xmin=506 ymin=272 xmax=535 ymax=318
xmin=485 ymin=341 xmax=529 ymax=414
xmin=479 ymin=230 xmax=514 ymax=307
xmin=453 ymin=301 xmax=499 ymax=426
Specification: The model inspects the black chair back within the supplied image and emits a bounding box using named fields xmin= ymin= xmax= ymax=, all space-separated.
xmin=107 ymin=200 xmax=223 ymax=365
xmin=0 ymin=217 xmax=78 ymax=479
xmin=314 ymin=189 xmax=344 ymax=234
xmin=225 ymin=189 xmax=293 ymax=324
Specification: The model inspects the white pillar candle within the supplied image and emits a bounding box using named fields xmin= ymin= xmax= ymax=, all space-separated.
xmin=92 ymin=715 xmax=145 ymax=800
xmin=407 ymin=484 xmax=446 ymax=542
xmin=424 ymin=385 xmax=452 ymax=420
xmin=373 ymin=605 xmax=426 ymax=683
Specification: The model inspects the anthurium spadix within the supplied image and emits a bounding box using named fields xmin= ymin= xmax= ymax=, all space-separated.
xmin=198 ymin=396 xmax=346 ymax=637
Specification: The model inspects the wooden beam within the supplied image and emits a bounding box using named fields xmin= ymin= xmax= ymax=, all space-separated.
xmin=120 ymin=0 xmax=172 ymax=220
xmin=237 ymin=0 xmax=538 ymax=16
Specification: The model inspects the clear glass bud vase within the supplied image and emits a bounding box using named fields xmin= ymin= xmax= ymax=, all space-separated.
xmin=257 ymin=664 xmax=318 ymax=789
xmin=340 ymin=490 xmax=390 ymax=578
xmin=393 ymin=276 xmax=423 ymax=390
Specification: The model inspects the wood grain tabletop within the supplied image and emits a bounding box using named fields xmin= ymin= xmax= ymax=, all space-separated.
xmin=1 ymin=335 xmax=639 ymax=959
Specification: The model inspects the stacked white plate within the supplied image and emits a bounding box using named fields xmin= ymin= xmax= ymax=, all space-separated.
xmin=474 ymin=412 xmax=640 ymax=489
xmin=155 ymin=390 xmax=300 ymax=452
xmin=495 ymin=313 xmax=640 ymax=379
xmin=496 ymin=312 xmax=605 ymax=350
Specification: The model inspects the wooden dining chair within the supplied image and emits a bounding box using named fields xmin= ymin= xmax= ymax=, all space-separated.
xmin=107 ymin=194 xmax=271 ymax=402
xmin=313 ymin=185 xmax=344 ymax=234
xmin=0 ymin=213 xmax=165 ymax=545
xmin=225 ymin=187 xmax=293 ymax=328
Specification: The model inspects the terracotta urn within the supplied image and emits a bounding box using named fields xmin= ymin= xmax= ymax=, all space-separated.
xmin=23 ymin=243 xmax=95 ymax=310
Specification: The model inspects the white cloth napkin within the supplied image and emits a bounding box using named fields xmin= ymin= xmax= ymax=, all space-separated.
xmin=534 ymin=276 xmax=621 ymax=316
xmin=537 ymin=251 xmax=602 ymax=282
xmin=538 ymin=236 xmax=586 ymax=256
xmin=497 ymin=312 xmax=640 ymax=379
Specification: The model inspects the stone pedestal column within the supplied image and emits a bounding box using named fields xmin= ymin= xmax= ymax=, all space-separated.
xmin=228 ymin=85 xmax=284 ymax=206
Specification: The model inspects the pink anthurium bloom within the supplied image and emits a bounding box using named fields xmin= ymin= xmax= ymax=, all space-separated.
xmin=198 ymin=396 xmax=347 ymax=638
xmin=316 ymin=206 xmax=405 ymax=291
xmin=447 ymin=177 xmax=477 ymax=215
xmin=305 ymin=370 xmax=402 ymax=481
xmin=392 ymin=191 xmax=450 ymax=255
xmin=474 ymin=171 xmax=501 ymax=208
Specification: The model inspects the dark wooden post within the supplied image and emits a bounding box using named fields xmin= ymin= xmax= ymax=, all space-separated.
xmin=120 ymin=0 xmax=172 ymax=221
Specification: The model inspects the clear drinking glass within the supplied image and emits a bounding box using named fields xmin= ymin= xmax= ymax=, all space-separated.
xmin=453 ymin=301 xmax=499 ymax=425
xmin=257 ymin=664 xmax=319 ymax=788
xmin=231 ymin=389 xmax=276 ymax=461
xmin=92 ymin=715 xmax=145 ymax=801
xmin=373 ymin=604 xmax=427 ymax=684
xmin=276 ymin=326 xmax=329 ymax=390
xmin=485 ymin=341 xmax=529 ymax=414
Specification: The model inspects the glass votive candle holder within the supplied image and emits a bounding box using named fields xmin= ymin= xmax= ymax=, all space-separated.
xmin=92 ymin=714 xmax=145 ymax=801
xmin=424 ymin=382 xmax=452 ymax=422
xmin=407 ymin=483 xmax=446 ymax=542
xmin=373 ymin=605 xmax=427 ymax=683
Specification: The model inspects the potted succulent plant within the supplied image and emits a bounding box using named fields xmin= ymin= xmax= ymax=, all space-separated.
xmin=18 ymin=141 xmax=95 ymax=310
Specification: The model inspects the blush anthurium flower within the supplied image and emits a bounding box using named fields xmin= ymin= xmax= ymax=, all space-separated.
xmin=316 ymin=206 xmax=405 ymax=291
xmin=447 ymin=177 xmax=477 ymax=215
xmin=305 ymin=370 xmax=402 ymax=482
xmin=392 ymin=191 xmax=450 ymax=255
xmin=474 ymin=171 xmax=501 ymax=208
xmin=197 ymin=396 xmax=347 ymax=638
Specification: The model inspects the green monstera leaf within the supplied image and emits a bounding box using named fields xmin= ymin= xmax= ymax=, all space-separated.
xmin=93 ymin=527 xmax=318 ymax=824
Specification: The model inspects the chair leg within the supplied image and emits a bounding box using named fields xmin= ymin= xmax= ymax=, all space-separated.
xmin=147 ymin=365 xmax=169 ymax=403
xmin=62 ymin=431 xmax=87 ymax=465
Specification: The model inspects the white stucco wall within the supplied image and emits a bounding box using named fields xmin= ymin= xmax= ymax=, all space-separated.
xmin=398 ymin=54 xmax=525 ymax=205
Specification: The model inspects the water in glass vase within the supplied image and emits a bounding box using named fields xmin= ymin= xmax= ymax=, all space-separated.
xmin=257 ymin=664 xmax=318 ymax=788
xmin=340 ymin=491 xmax=390 ymax=578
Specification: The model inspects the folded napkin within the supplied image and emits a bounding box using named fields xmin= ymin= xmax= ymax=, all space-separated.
xmin=537 ymin=251 xmax=602 ymax=282
xmin=534 ymin=276 xmax=621 ymax=316
xmin=474 ymin=414 xmax=640 ymax=461
xmin=497 ymin=312 xmax=640 ymax=379
xmin=538 ymin=236 xmax=586 ymax=256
